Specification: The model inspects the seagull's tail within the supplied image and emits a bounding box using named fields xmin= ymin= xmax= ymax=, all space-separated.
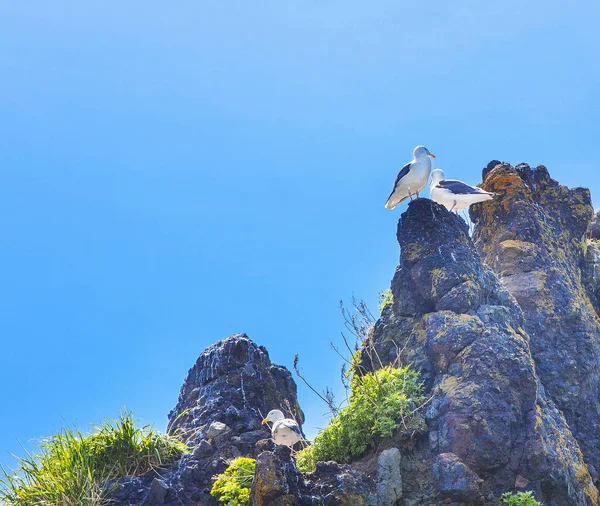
xmin=476 ymin=188 xmax=495 ymax=196
xmin=472 ymin=193 xmax=495 ymax=205
xmin=385 ymin=194 xmax=409 ymax=210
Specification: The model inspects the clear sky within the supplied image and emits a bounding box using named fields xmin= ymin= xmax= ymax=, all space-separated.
xmin=1 ymin=0 xmax=599 ymax=468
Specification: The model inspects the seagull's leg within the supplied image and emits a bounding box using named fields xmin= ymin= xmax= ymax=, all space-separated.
xmin=408 ymin=189 xmax=413 ymax=201
xmin=449 ymin=201 xmax=457 ymax=212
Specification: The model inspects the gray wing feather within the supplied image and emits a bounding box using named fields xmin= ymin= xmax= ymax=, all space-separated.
xmin=438 ymin=180 xmax=491 ymax=195
xmin=278 ymin=419 xmax=303 ymax=437
xmin=386 ymin=162 xmax=412 ymax=201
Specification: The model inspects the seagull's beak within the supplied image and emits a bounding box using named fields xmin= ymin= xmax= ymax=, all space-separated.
xmin=428 ymin=153 xmax=436 ymax=158
xmin=262 ymin=419 xmax=269 ymax=424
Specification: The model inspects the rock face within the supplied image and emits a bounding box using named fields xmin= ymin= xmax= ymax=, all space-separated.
xmin=107 ymin=164 xmax=600 ymax=506
xmin=250 ymin=446 xmax=376 ymax=506
xmin=584 ymin=210 xmax=600 ymax=311
xmin=107 ymin=334 xmax=304 ymax=506
xmin=471 ymin=163 xmax=600 ymax=489
xmin=107 ymin=333 xmax=378 ymax=506
xmin=368 ymin=198 xmax=598 ymax=505
xmin=168 ymin=333 xmax=304 ymax=442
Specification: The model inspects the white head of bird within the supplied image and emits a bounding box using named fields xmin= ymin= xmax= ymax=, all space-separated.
xmin=413 ymin=145 xmax=436 ymax=160
xmin=262 ymin=409 xmax=285 ymax=425
xmin=430 ymin=169 xmax=445 ymax=186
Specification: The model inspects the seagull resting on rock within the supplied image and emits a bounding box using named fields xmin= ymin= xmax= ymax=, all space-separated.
xmin=429 ymin=169 xmax=494 ymax=212
xmin=262 ymin=409 xmax=303 ymax=450
xmin=385 ymin=145 xmax=436 ymax=209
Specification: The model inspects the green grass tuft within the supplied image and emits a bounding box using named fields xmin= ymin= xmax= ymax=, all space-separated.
xmin=0 ymin=411 xmax=187 ymax=506
xmin=210 ymin=457 xmax=256 ymax=506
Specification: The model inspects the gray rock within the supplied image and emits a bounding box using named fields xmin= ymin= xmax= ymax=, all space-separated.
xmin=250 ymin=447 xmax=376 ymax=506
xmin=250 ymin=447 xmax=295 ymax=506
xmin=103 ymin=476 xmax=149 ymax=502
xmin=148 ymin=478 xmax=169 ymax=505
xmin=206 ymin=421 xmax=229 ymax=439
xmin=192 ymin=439 xmax=212 ymax=458
xmin=433 ymin=453 xmax=483 ymax=503
xmin=376 ymin=448 xmax=402 ymax=506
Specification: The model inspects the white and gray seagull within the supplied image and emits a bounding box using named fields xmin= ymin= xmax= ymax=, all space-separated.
xmin=385 ymin=145 xmax=436 ymax=210
xmin=430 ymin=169 xmax=495 ymax=212
xmin=262 ymin=409 xmax=303 ymax=450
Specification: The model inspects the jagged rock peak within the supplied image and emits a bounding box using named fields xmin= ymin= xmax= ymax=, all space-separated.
xmin=369 ymin=198 xmax=597 ymax=505
xmin=108 ymin=334 xmax=304 ymax=506
xmin=471 ymin=162 xmax=600 ymax=493
xmin=392 ymin=198 xmax=516 ymax=318
xmin=168 ymin=333 xmax=304 ymax=440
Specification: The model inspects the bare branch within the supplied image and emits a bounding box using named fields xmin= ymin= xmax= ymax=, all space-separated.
xmin=293 ymin=353 xmax=339 ymax=415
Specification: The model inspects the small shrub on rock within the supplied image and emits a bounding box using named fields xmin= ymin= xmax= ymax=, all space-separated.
xmin=296 ymin=364 xmax=424 ymax=471
xmin=295 ymin=444 xmax=317 ymax=473
xmin=501 ymin=491 xmax=543 ymax=505
xmin=379 ymin=290 xmax=393 ymax=311
xmin=210 ymin=457 xmax=256 ymax=506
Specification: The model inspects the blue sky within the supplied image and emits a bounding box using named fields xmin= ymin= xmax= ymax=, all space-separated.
xmin=1 ymin=0 xmax=599 ymax=467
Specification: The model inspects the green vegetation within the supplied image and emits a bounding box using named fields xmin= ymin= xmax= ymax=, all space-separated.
xmin=0 ymin=411 xmax=187 ymax=506
xmin=500 ymin=491 xmax=543 ymax=506
xmin=295 ymin=444 xmax=318 ymax=473
xmin=379 ymin=290 xmax=393 ymax=312
xmin=210 ymin=457 xmax=256 ymax=506
xmin=295 ymin=363 xmax=424 ymax=472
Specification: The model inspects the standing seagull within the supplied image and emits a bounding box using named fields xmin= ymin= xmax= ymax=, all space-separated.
xmin=430 ymin=169 xmax=494 ymax=212
xmin=262 ymin=409 xmax=303 ymax=450
xmin=385 ymin=145 xmax=436 ymax=210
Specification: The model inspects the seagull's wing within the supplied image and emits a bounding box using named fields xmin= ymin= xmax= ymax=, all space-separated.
xmin=386 ymin=162 xmax=412 ymax=201
xmin=275 ymin=419 xmax=303 ymax=438
xmin=438 ymin=179 xmax=493 ymax=195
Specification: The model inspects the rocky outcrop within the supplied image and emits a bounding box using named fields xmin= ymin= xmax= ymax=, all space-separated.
xmin=106 ymin=164 xmax=600 ymax=506
xmin=584 ymin=210 xmax=600 ymax=313
xmin=106 ymin=334 xmax=377 ymax=506
xmin=471 ymin=163 xmax=600 ymax=489
xmin=107 ymin=334 xmax=303 ymax=505
xmin=250 ymin=446 xmax=376 ymax=506
xmin=367 ymin=198 xmax=598 ymax=505
xmin=167 ymin=334 xmax=304 ymax=442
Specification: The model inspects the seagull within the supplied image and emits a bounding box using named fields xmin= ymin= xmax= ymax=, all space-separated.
xmin=262 ymin=409 xmax=303 ymax=450
xmin=385 ymin=145 xmax=436 ymax=210
xmin=429 ymin=169 xmax=494 ymax=212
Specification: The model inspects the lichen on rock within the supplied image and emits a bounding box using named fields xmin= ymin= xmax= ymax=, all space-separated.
xmin=471 ymin=162 xmax=600 ymax=491
xmin=367 ymin=198 xmax=597 ymax=505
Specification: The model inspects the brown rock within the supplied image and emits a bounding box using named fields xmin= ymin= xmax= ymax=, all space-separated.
xmin=472 ymin=163 xmax=600 ymax=489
